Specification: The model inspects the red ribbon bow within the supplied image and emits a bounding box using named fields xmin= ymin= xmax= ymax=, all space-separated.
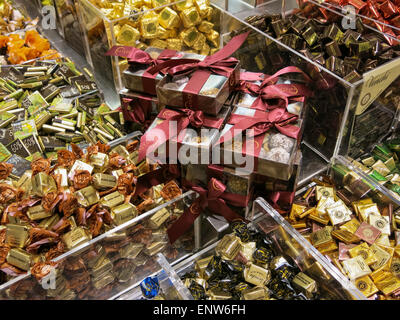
xmin=147 ymin=32 xmax=250 ymax=108
xmin=138 ymin=108 xmax=205 ymax=162
xmin=167 ymin=177 xmax=245 ymax=244
xmin=217 ymin=108 xmax=300 ymax=146
xmin=237 ymin=66 xmax=313 ymax=111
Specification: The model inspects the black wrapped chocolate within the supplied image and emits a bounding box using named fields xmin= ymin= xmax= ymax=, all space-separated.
xmin=188 ymin=281 xmax=207 ymax=300
xmin=253 ymin=247 xmax=274 ymax=266
xmin=231 ymin=221 xmax=251 ymax=242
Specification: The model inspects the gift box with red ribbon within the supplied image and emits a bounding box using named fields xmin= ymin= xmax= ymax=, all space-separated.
xmin=106 ymin=46 xmax=185 ymax=96
xmin=148 ymin=32 xmax=249 ymax=116
xmin=120 ymin=90 xmax=161 ymax=131
xmin=138 ymin=106 xmax=230 ymax=164
xmin=234 ymin=67 xmax=313 ymax=119
xmin=216 ymin=106 xmax=303 ymax=181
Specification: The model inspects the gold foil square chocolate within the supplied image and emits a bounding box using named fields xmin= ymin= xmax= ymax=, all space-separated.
xmin=342 ymin=255 xmax=372 ymax=280
xmin=117 ymin=25 xmax=141 ymax=46
xmin=369 ymin=215 xmax=391 ymax=235
xmin=6 ymin=248 xmax=31 ymax=271
xmin=180 ymin=7 xmax=201 ymax=28
xmin=242 ymin=286 xmax=269 ymax=300
xmin=340 ymin=218 xmax=361 ymax=234
xmin=6 ymin=224 xmax=30 ymax=248
xmin=31 ymin=172 xmax=57 ymax=197
xmin=370 ymin=244 xmax=392 ymax=270
xmin=244 ymin=263 xmax=271 ymax=286
xmin=353 ymin=275 xmax=379 ymax=297
xmin=215 ymin=234 xmax=241 ymax=260
xmin=292 ymin=272 xmax=317 ymax=298
xmin=158 ymin=7 xmax=180 ymax=29
xmin=100 ymin=191 xmax=125 ymax=208
xmin=74 ymin=186 xmax=100 ymax=207
xmin=148 ymin=207 xmax=170 ymax=229
xmin=349 ymin=243 xmax=377 ymax=266
xmin=315 ymin=186 xmax=334 ymax=201
xmin=326 ymin=203 xmax=351 ymax=225
xmin=310 ymin=226 xmax=333 ymax=247
xmin=27 ymin=204 xmax=52 ymax=221
xmin=61 ymin=227 xmax=90 ymax=250
xmin=112 ymin=203 xmax=138 ymax=226
xmin=93 ymin=173 xmax=117 ymax=190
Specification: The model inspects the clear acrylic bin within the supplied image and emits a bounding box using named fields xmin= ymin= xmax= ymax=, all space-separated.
xmin=54 ymin=0 xmax=86 ymax=56
xmin=0 ymin=190 xmax=199 ymax=300
xmin=172 ymin=197 xmax=366 ymax=300
xmin=216 ymin=1 xmax=400 ymax=161
xmin=76 ymin=0 xmax=223 ymax=94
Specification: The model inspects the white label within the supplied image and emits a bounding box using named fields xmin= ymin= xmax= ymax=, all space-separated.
xmin=356 ymin=58 xmax=400 ymax=115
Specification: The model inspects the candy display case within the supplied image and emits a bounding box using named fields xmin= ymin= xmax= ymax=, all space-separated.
xmin=172 ymin=197 xmax=365 ymax=300
xmin=282 ymin=155 xmax=400 ymax=298
xmin=0 ymin=190 xmax=200 ymax=300
xmin=76 ymin=0 xmax=223 ymax=95
xmin=216 ymin=1 xmax=400 ymax=163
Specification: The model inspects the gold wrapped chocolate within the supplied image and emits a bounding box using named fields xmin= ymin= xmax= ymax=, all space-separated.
xmin=310 ymin=226 xmax=333 ymax=247
xmin=340 ymin=217 xmax=361 ymax=233
xmin=198 ymin=20 xmax=214 ymax=34
xmin=292 ymin=272 xmax=318 ymax=298
xmin=208 ymin=289 xmax=232 ymax=300
xmin=242 ymin=286 xmax=269 ymax=300
xmin=205 ymin=29 xmax=219 ymax=48
xmin=62 ymin=227 xmax=91 ymax=250
xmin=15 ymin=170 xmax=32 ymax=190
xmin=6 ymin=248 xmax=31 ymax=271
xmin=180 ymin=7 xmax=201 ymax=28
xmin=158 ymin=7 xmax=180 ymax=29
xmin=74 ymin=186 xmax=100 ymax=207
xmin=244 ymin=263 xmax=271 ymax=286
xmin=90 ymin=152 xmax=109 ymax=170
xmin=31 ymin=173 xmax=57 ymax=197
xmin=27 ymin=204 xmax=52 ymax=221
xmin=100 ymin=191 xmax=125 ymax=208
xmin=342 ymin=255 xmax=372 ymax=280
xmin=120 ymin=242 xmax=144 ymax=259
xmin=151 ymin=0 xmax=170 ymax=9
xmin=140 ymin=14 xmax=159 ymax=39
xmin=39 ymin=214 xmax=60 ymax=230
xmin=194 ymin=0 xmax=212 ymax=18
xmin=349 ymin=243 xmax=377 ymax=266
xmin=145 ymin=241 xmax=167 ymax=256
xmin=199 ymin=43 xmax=210 ymax=55
xmin=179 ymin=27 xmax=200 ymax=47
xmin=195 ymin=255 xmax=213 ymax=277
xmin=117 ymin=24 xmax=141 ymax=46
xmin=315 ymin=186 xmax=334 ymax=201
xmin=93 ymin=173 xmax=117 ymax=190
xmin=91 ymin=257 xmax=113 ymax=279
xmin=93 ymin=274 xmax=115 ymax=290
xmin=166 ymin=38 xmax=183 ymax=51
xmin=54 ymin=168 xmax=68 ymax=188
xmin=192 ymin=32 xmax=206 ymax=51
xmin=6 ymin=224 xmax=30 ymax=248
xmin=215 ymin=234 xmax=241 ymax=260
xmin=112 ymin=203 xmax=138 ymax=225
xmin=353 ymin=275 xmax=379 ymax=297
xmin=174 ymin=0 xmax=193 ymax=11
xmin=148 ymin=207 xmax=170 ymax=229
xmin=149 ymin=39 xmax=167 ymax=49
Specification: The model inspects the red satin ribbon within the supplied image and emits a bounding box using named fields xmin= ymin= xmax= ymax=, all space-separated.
xmin=121 ymin=96 xmax=153 ymax=124
xmin=237 ymin=66 xmax=313 ymax=111
xmin=134 ymin=164 xmax=180 ymax=196
xmin=138 ymin=108 xmax=205 ymax=162
xmin=217 ymin=108 xmax=300 ymax=146
xmin=268 ymin=191 xmax=295 ymax=212
xmin=138 ymin=107 xmax=225 ymax=162
xmin=106 ymin=46 xmax=178 ymax=94
xmin=147 ymin=32 xmax=250 ymax=108
xmin=167 ymin=177 xmax=245 ymax=244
